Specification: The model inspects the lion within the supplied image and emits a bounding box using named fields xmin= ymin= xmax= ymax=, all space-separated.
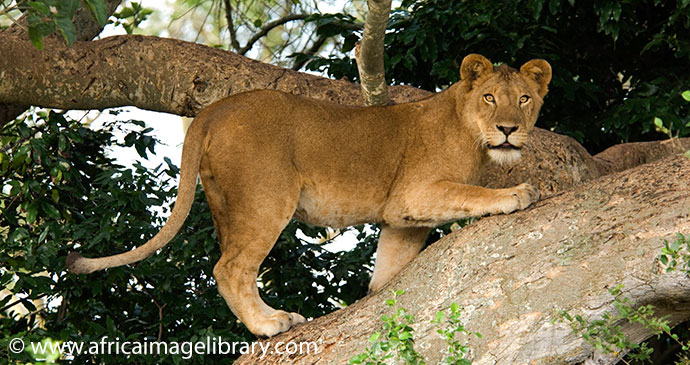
xmin=67 ymin=54 xmax=551 ymax=337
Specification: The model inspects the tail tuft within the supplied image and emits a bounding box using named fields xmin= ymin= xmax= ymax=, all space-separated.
xmin=66 ymin=252 xmax=92 ymax=274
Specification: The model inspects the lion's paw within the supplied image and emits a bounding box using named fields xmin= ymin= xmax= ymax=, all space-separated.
xmin=500 ymin=183 xmax=540 ymax=214
xmin=253 ymin=310 xmax=306 ymax=337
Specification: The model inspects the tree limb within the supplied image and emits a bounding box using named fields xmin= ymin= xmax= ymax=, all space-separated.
xmin=292 ymin=34 xmax=328 ymax=71
xmin=355 ymin=0 xmax=392 ymax=106
xmin=235 ymin=154 xmax=690 ymax=364
xmin=222 ymin=0 xmax=241 ymax=51
xmin=238 ymin=13 xmax=310 ymax=55
xmin=0 ymin=34 xmax=427 ymax=119
xmin=0 ymin=0 xmax=122 ymax=124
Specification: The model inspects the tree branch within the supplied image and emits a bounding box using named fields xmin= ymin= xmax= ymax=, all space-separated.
xmin=238 ymin=13 xmax=310 ymax=55
xmin=355 ymin=0 xmax=392 ymax=106
xmin=0 ymin=34 xmax=428 ymax=119
xmin=235 ymin=154 xmax=690 ymax=364
xmin=222 ymin=0 xmax=241 ymax=51
xmin=0 ymin=0 xmax=123 ymax=124
xmin=292 ymin=34 xmax=329 ymax=71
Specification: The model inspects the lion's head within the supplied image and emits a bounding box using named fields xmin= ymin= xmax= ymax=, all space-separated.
xmin=458 ymin=54 xmax=552 ymax=165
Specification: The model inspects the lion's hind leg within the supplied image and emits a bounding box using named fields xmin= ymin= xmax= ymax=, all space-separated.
xmin=201 ymin=164 xmax=304 ymax=337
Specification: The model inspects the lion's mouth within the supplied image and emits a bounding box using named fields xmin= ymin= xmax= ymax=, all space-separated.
xmin=487 ymin=142 xmax=521 ymax=150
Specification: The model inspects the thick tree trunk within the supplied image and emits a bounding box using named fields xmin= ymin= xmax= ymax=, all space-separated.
xmin=236 ymin=154 xmax=690 ymax=364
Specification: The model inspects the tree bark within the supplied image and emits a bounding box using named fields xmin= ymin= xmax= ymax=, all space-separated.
xmin=0 ymin=0 xmax=122 ymax=123
xmin=236 ymin=154 xmax=690 ymax=364
xmin=0 ymin=34 xmax=426 ymax=122
xmin=356 ymin=0 xmax=392 ymax=106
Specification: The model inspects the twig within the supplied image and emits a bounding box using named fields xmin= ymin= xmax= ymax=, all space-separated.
xmin=131 ymin=274 xmax=167 ymax=342
xmin=238 ymin=13 xmax=310 ymax=55
xmin=292 ymin=34 xmax=328 ymax=70
xmin=0 ymin=293 xmax=49 ymax=313
xmin=223 ymin=0 xmax=241 ymax=51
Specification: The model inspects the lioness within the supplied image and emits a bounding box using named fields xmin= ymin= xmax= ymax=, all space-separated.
xmin=67 ymin=54 xmax=551 ymax=337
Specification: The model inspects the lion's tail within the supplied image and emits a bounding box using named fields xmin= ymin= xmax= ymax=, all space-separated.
xmin=66 ymin=115 xmax=207 ymax=274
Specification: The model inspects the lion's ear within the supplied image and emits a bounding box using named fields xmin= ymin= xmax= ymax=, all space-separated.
xmin=520 ymin=59 xmax=552 ymax=98
xmin=460 ymin=54 xmax=494 ymax=89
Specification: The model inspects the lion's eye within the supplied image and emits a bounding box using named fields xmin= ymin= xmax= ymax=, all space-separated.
xmin=519 ymin=95 xmax=530 ymax=104
xmin=483 ymin=94 xmax=495 ymax=103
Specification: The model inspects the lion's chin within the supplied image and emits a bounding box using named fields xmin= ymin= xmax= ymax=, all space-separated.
xmin=487 ymin=148 xmax=522 ymax=166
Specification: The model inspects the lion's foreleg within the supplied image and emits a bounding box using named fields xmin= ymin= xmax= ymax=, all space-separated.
xmin=369 ymin=225 xmax=429 ymax=292
xmin=382 ymin=181 xmax=540 ymax=226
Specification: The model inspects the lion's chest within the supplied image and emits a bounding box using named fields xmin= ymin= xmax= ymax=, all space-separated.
xmin=293 ymin=184 xmax=382 ymax=228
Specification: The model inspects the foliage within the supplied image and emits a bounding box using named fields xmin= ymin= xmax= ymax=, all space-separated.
xmin=654 ymin=90 xmax=690 ymax=139
xmin=0 ymin=0 xmax=107 ymax=49
xmin=431 ymin=302 xmax=480 ymax=365
xmin=556 ymin=235 xmax=690 ymax=365
xmin=111 ymin=1 xmax=152 ymax=34
xmin=350 ymin=290 xmax=477 ymax=365
xmin=349 ymin=290 xmax=426 ymax=365
xmin=659 ymin=233 xmax=690 ymax=276
xmin=556 ymin=285 xmax=672 ymax=364
xmin=304 ymin=0 xmax=690 ymax=153
xmin=0 ymin=110 xmax=374 ymax=363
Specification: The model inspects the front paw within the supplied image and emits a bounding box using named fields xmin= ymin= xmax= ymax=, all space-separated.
xmin=500 ymin=183 xmax=540 ymax=214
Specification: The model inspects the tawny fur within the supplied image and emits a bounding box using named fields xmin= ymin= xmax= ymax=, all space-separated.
xmin=67 ymin=54 xmax=551 ymax=337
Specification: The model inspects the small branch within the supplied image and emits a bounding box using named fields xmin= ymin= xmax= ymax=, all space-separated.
xmin=238 ymin=13 xmax=310 ymax=55
xmin=355 ymin=0 xmax=392 ymax=106
xmin=131 ymin=274 xmax=167 ymax=342
xmin=0 ymin=293 xmax=49 ymax=313
xmin=292 ymin=34 xmax=328 ymax=71
xmin=223 ymin=0 xmax=240 ymax=51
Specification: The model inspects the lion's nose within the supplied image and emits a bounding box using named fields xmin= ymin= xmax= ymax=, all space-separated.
xmin=496 ymin=125 xmax=518 ymax=136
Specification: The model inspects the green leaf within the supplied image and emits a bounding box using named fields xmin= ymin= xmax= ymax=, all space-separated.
xmin=28 ymin=25 xmax=44 ymax=50
xmin=659 ymin=255 xmax=668 ymax=265
xmin=434 ymin=311 xmax=445 ymax=323
xmin=84 ymin=0 xmax=108 ymax=26
xmin=38 ymin=226 xmax=50 ymax=242
xmin=55 ymin=16 xmax=76 ymax=46
xmin=57 ymin=0 xmax=80 ymax=17
xmin=653 ymin=117 xmax=663 ymax=128
xmin=42 ymin=201 xmax=61 ymax=220
xmin=682 ymin=90 xmax=690 ymax=102
xmin=26 ymin=203 xmax=39 ymax=224
xmin=28 ymin=1 xmax=52 ymax=16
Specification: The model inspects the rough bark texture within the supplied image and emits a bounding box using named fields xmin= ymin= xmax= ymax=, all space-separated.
xmin=0 ymin=0 xmax=122 ymax=123
xmin=236 ymin=154 xmax=690 ymax=364
xmin=0 ymin=34 xmax=426 ymax=123
xmin=356 ymin=0 xmax=392 ymax=106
